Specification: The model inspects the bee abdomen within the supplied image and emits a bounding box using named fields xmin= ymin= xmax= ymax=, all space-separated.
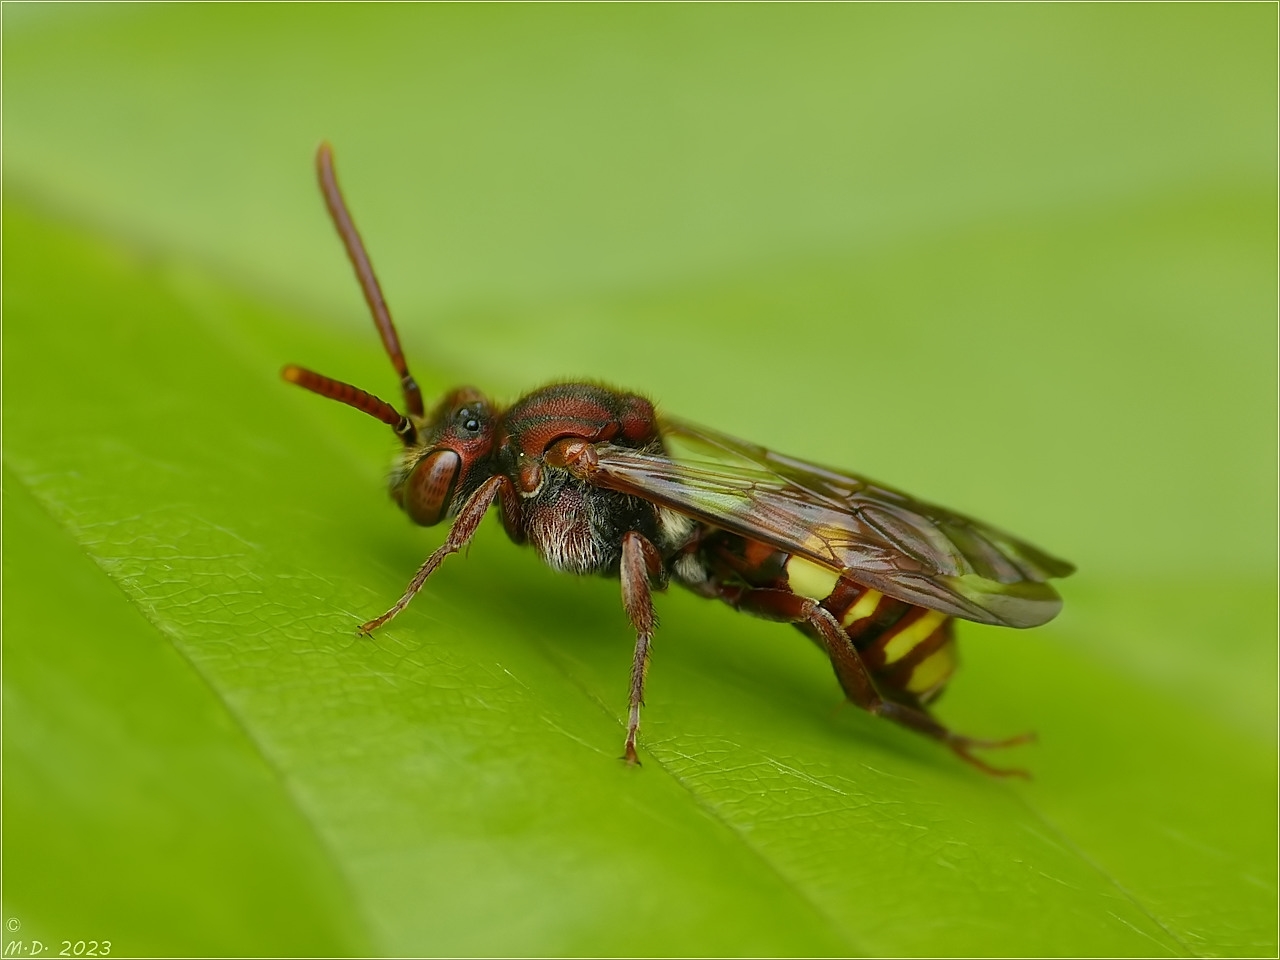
xmin=783 ymin=555 xmax=958 ymax=705
xmin=694 ymin=533 xmax=961 ymax=705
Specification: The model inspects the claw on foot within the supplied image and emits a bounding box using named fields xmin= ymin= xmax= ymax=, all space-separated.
xmin=968 ymin=730 xmax=1037 ymax=750
xmin=948 ymin=731 xmax=1036 ymax=778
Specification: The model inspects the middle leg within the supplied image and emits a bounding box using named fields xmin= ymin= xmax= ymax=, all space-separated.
xmin=619 ymin=531 xmax=664 ymax=764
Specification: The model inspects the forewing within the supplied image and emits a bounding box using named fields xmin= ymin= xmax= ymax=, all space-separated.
xmin=587 ymin=417 xmax=1073 ymax=628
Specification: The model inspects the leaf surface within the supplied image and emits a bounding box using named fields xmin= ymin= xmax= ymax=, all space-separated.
xmin=4 ymin=6 xmax=1276 ymax=956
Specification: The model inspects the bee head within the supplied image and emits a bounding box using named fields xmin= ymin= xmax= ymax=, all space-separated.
xmin=390 ymin=387 xmax=497 ymax=526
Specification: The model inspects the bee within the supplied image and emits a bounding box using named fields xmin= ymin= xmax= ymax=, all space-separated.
xmin=284 ymin=144 xmax=1074 ymax=777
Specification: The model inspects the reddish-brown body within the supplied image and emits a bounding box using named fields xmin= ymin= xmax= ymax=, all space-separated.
xmin=283 ymin=144 xmax=1072 ymax=775
xmin=493 ymin=385 xmax=671 ymax=576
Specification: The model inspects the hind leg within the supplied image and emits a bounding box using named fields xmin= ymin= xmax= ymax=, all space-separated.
xmin=722 ymin=584 xmax=1033 ymax=777
xmin=802 ymin=601 xmax=1033 ymax=777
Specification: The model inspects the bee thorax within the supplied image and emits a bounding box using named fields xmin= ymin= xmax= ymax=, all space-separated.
xmin=525 ymin=486 xmax=605 ymax=574
xmin=519 ymin=473 xmax=663 ymax=576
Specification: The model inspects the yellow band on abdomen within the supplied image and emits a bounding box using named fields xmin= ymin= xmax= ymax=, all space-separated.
xmin=882 ymin=610 xmax=948 ymax=665
xmin=785 ymin=556 xmax=840 ymax=602
xmin=840 ymin=588 xmax=883 ymax=627
xmin=906 ymin=642 xmax=956 ymax=695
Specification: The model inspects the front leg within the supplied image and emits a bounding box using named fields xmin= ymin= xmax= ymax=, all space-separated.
xmin=619 ymin=531 xmax=664 ymax=764
xmin=360 ymin=475 xmax=510 ymax=634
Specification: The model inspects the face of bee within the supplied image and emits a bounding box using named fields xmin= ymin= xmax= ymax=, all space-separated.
xmin=391 ymin=387 xmax=497 ymax=526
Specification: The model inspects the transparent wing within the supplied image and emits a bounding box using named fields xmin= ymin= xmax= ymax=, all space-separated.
xmin=587 ymin=416 xmax=1074 ymax=628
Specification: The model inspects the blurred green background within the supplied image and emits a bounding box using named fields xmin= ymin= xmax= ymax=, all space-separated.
xmin=3 ymin=5 xmax=1275 ymax=957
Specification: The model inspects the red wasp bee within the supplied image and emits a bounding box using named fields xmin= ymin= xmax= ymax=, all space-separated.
xmin=284 ymin=144 xmax=1074 ymax=776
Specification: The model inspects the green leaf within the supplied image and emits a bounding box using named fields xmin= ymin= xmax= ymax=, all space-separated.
xmin=4 ymin=6 xmax=1275 ymax=956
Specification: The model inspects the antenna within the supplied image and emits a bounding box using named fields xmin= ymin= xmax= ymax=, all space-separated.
xmin=315 ymin=142 xmax=426 ymax=418
xmin=282 ymin=364 xmax=416 ymax=443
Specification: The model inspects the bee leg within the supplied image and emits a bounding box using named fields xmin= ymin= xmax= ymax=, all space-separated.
xmin=942 ymin=731 xmax=1036 ymax=777
xmin=619 ymin=531 xmax=664 ymax=765
xmin=359 ymin=475 xmax=510 ymax=634
xmin=674 ymin=579 xmax=1032 ymax=776
xmin=802 ymin=604 xmax=1032 ymax=779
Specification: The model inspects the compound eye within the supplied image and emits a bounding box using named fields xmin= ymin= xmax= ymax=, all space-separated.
xmin=403 ymin=449 xmax=462 ymax=526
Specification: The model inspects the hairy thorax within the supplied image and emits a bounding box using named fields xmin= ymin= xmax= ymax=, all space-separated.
xmin=520 ymin=469 xmax=683 ymax=576
xmin=523 ymin=473 xmax=608 ymax=574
